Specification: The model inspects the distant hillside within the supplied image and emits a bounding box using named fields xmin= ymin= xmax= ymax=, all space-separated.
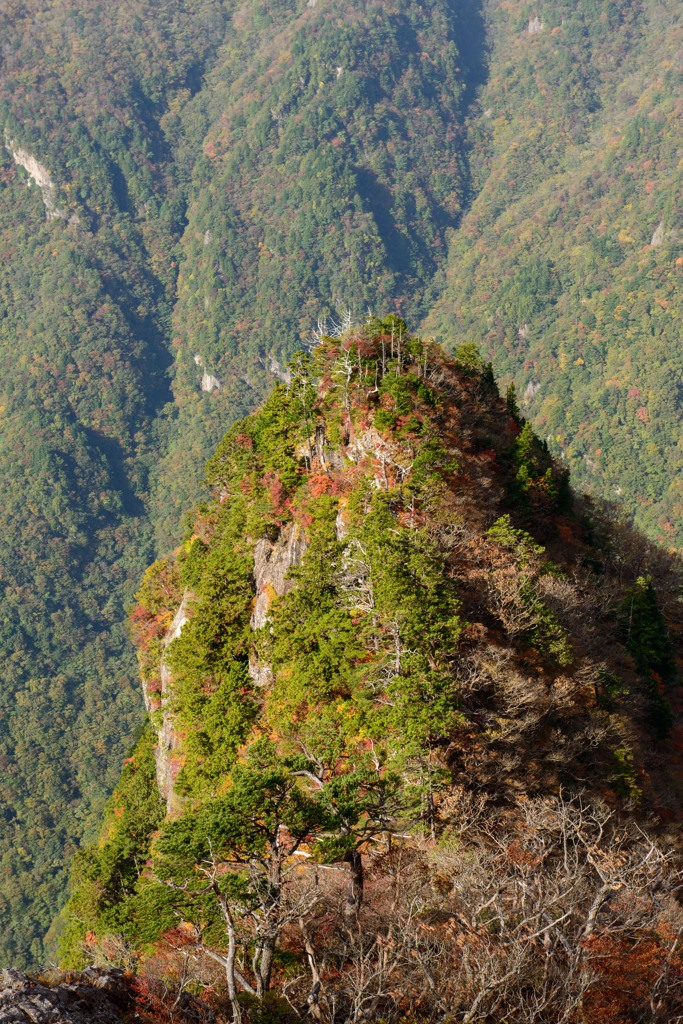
xmin=0 ymin=0 xmax=221 ymax=966
xmin=150 ymin=0 xmax=481 ymax=547
xmin=427 ymin=0 xmax=683 ymax=546
xmin=61 ymin=321 xmax=683 ymax=1022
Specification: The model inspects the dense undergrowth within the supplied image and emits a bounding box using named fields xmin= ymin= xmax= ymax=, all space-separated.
xmin=60 ymin=320 xmax=683 ymax=1022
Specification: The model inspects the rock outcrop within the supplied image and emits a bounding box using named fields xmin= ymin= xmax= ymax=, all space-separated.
xmin=156 ymin=594 xmax=190 ymax=815
xmin=651 ymin=220 xmax=665 ymax=246
xmin=249 ymin=522 xmax=308 ymax=686
xmin=5 ymin=139 xmax=72 ymax=222
xmin=251 ymin=523 xmax=308 ymax=630
xmin=0 ymin=969 xmax=127 ymax=1024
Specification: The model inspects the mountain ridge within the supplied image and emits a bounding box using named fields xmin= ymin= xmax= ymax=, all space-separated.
xmin=57 ymin=320 xmax=683 ymax=1021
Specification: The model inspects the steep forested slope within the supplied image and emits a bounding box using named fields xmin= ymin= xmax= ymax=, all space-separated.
xmin=427 ymin=0 xmax=683 ymax=546
xmin=0 ymin=0 xmax=229 ymax=966
xmin=0 ymin=0 xmax=477 ymax=967
xmin=61 ymin=323 xmax=683 ymax=1023
xmin=1 ymin=0 xmax=681 ymax=974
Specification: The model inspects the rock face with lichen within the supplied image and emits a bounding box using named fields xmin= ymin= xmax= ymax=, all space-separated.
xmin=249 ymin=522 xmax=308 ymax=687
xmin=0 ymin=969 xmax=127 ymax=1024
xmin=155 ymin=595 xmax=191 ymax=815
xmin=251 ymin=523 xmax=308 ymax=631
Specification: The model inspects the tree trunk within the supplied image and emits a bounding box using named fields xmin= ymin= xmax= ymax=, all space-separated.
xmin=343 ymin=849 xmax=364 ymax=919
xmin=225 ymin=919 xmax=242 ymax=1024
xmin=258 ymin=935 xmax=276 ymax=997
xmin=299 ymin=917 xmax=323 ymax=1020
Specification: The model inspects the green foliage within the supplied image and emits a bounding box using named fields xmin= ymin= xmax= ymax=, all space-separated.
xmin=512 ymin=422 xmax=553 ymax=502
xmin=610 ymin=746 xmax=642 ymax=805
xmin=619 ymin=576 xmax=675 ymax=679
xmin=206 ymin=369 xmax=314 ymax=500
xmin=487 ymin=515 xmax=545 ymax=561
xmin=427 ymin=0 xmax=683 ymax=546
xmin=618 ymin=575 xmax=675 ymax=735
xmin=237 ymin=992 xmax=299 ymax=1024
xmin=166 ymin=523 xmax=258 ymax=799
xmin=518 ymin=578 xmax=574 ymax=667
xmin=0 ymin=0 xmax=234 ymax=966
xmin=454 ymin=342 xmax=486 ymax=376
xmin=488 ymin=516 xmax=573 ymax=666
xmin=595 ymin=671 xmax=629 ymax=712
xmin=143 ymin=740 xmax=339 ymax=963
xmin=266 ymin=473 xmax=465 ymax=774
xmin=59 ymin=728 xmax=164 ymax=967
xmin=267 ymin=497 xmax=369 ymax=759
xmin=410 ymin=437 xmax=457 ymax=491
xmin=506 ymin=382 xmax=521 ymax=422
xmin=155 ymin=741 xmax=332 ymax=880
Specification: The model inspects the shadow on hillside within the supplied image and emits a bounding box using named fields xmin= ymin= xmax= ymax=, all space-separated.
xmin=449 ymin=0 xmax=489 ymax=109
xmin=454 ymin=485 xmax=683 ymax=820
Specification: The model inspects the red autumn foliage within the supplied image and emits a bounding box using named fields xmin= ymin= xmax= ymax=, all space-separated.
xmin=583 ymin=931 xmax=683 ymax=1024
xmin=262 ymin=470 xmax=288 ymax=513
xmin=308 ymin=472 xmax=333 ymax=497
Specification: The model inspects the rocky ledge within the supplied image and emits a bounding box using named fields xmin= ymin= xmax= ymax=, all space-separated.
xmin=0 ymin=968 xmax=128 ymax=1023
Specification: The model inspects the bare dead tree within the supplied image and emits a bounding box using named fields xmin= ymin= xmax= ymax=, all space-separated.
xmin=287 ymin=792 xmax=683 ymax=1024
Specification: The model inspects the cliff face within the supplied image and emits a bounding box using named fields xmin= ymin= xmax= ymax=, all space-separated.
xmin=249 ymin=522 xmax=308 ymax=685
xmin=62 ymin=320 xmax=683 ymax=1022
xmin=150 ymin=523 xmax=309 ymax=813
xmin=153 ymin=596 xmax=191 ymax=816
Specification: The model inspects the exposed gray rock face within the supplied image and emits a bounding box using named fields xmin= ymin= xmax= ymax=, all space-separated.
xmin=5 ymin=138 xmax=78 ymax=223
xmin=192 ymin=352 xmax=221 ymax=392
xmin=335 ymin=505 xmax=348 ymax=541
xmin=523 ymin=379 xmax=540 ymax=403
xmin=346 ymin=427 xmax=414 ymax=488
xmin=296 ymin=429 xmax=345 ymax=472
xmin=651 ymin=220 xmax=665 ymax=246
xmin=269 ymin=357 xmax=289 ymax=383
xmin=251 ymin=524 xmax=308 ymax=630
xmin=201 ymin=370 xmax=220 ymax=393
xmin=156 ymin=594 xmax=190 ymax=814
xmin=249 ymin=523 xmax=308 ymax=686
xmin=0 ymin=969 xmax=127 ymax=1023
xmin=248 ymin=654 xmax=274 ymax=687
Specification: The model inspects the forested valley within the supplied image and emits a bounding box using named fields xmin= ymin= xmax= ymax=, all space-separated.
xmin=0 ymin=0 xmax=680 ymax=983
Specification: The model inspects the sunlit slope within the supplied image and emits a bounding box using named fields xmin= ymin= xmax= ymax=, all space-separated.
xmin=0 ymin=0 xmax=479 ymax=965
xmin=427 ymin=0 xmax=682 ymax=546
